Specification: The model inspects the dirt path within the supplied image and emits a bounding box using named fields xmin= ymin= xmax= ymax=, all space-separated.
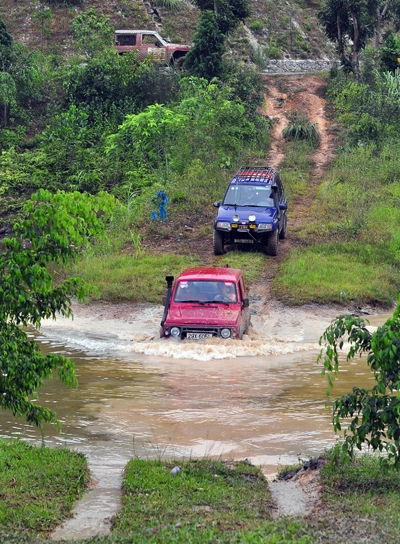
xmin=257 ymin=74 xmax=337 ymax=517
xmin=250 ymin=74 xmax=335 ymax=305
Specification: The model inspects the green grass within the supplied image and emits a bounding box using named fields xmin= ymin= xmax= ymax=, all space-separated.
xmin=215 ymin=250 xmax=266 ymax=283
xmin=280 ymin=140 xmax=315 ymax=202
xmin=5 ymin=441 xmax=400 ymax=543
xmin=0 ymin=438 xmax=88 ymax=536
xmin=272 ymin=244 xmax=400 ymax=306
xmin=111 ymin=458 xmax=307 ymax=544
xmin=71 ymin=253 xmax=201 ymax=303
xmin=310 ymin=452 xmax=400 ymax=542
xmin=69 ymin=247 xmax=266 ymax=303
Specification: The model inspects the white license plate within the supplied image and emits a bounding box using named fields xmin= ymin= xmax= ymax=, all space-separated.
xmin=238 ymin=228 xmax=249 ymax=232
xmin=187 ymin=332 xmax=213 ymax=339
xmin=234 ymin=239 xmax=254 ymax=244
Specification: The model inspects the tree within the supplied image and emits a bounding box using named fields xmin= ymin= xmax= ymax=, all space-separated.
xmin=0 ymin=189 xmax=117 ymax=428
xmin=184 ymin=10 xmax=226 ymax=80
xmin=194 ymin=0 xmax=250 ymax=35
xmin=380 ymin=32 xmax=400 ymax=71
xmin=106 ymin=103 xmax=188 ymax=183
xmin=0 ymin=71 xmax=16 ymax=127
xmin=318 ymin=0 xmax=378 ymax=80
xmin=71 ymin=8 xmax=114 ymax=56
xmin=318 ymin=302 xmax=400 ymax=469
xmin=0 ymin=16 xmax=13 ymax=72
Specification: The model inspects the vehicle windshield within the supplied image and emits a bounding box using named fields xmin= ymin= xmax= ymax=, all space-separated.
xmin=174 ymin=280 xmax=238 ymax=303
xmin=223 ymin=185 xmax=274 ymax=207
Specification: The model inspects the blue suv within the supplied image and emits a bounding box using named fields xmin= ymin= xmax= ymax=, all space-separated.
xmin=213 ymin=166 xmax=287 ymax=256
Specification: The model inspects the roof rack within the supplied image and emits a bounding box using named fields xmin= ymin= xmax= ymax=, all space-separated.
xmin=232 ymin=166 xmax=277 ymax=183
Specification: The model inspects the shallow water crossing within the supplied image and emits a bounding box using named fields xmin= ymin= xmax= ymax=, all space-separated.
xmin=0 ymin=301 xmax=389 ymax=539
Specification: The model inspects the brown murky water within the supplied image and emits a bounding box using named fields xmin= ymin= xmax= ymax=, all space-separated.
xmin=0 ymin=303 xmax=391 ymax=539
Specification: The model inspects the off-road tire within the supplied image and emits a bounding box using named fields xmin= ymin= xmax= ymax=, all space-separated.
xmin=279 ymin=214 xmax=287 ymax=240
xmin=213 ymin=230 xmax=224 ymax=255
xmin=172 ymin=55 xmax=186 ymax=68
xmin=267 ymin=229 xmax=279 ymax=256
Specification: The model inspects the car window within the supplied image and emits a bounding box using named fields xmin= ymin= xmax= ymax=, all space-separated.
xmin=117 ymin=34 xmax=136 ymax=46
xmin=142 ymin=34 xmax=159 ymax=46
xmin=223 ymin=185 xmax=273 ymax=207
xmin=174 ymin=280 xmax=237 ymax=303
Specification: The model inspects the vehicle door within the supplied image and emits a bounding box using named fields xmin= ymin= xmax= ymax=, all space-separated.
xmin=140 ymin=33 xmax=166 ymax=63
xmin=238 ymin=277 xmax=250 ymax=336
xmin=276 ymin=175 xmax=287 ymax=230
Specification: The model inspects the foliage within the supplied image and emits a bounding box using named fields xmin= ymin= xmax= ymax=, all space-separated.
xmin=104 ymin=77 xmax=262 ymax=194
xmin=0 ymin=189 xmax=117 ymax=427
xmin=64 ymin=54 xmax=180 ymax=125
xmin=0 ymin=16 xmax=13 ymax=71
xmin=194 ymin=0 xmax=250 ymax=34
xmin=70 ymin=7 xmax=114 ymax=56
xmin=282 ymin=111 xmax=320 ymax=146
xmin=0 ymin=438 xmax=88 ymax=533
xmin=106 ymin=103 xmax=188 ymax=184
xmin=318 ymin=0 xmax=378 ymax=79
xmin=318 ymin=302 xmax=400 ymax=469
xmin=327 ymin=70 xmax=400 ymax=146
xmin=222 ymin=60 xmax=267 ymax=124
xmin=380 ymin=32 xmax=400 ymax=72
xmin=184 ymin=10 xmax=226 ymax=80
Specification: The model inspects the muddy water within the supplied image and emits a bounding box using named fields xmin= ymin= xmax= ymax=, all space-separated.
xmin=0 ymin=302 xmax=391 ymax=539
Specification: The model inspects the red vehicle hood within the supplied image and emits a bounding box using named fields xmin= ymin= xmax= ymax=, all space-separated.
xmin=166 ymin=304 xmax=240 ymax=326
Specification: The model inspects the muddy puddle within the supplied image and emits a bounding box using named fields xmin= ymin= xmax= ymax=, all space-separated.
xmin=0 ymin=301 xmax=391 ymax=539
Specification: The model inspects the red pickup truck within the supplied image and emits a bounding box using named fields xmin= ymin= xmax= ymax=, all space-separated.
xmin=160 ymin=266 xmax=251 ymax=340
xmin=114 ymin=30 xmax=191 ymax=65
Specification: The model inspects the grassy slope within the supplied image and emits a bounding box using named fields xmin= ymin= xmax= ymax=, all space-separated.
xmin=0 ymin=0 xmax=332 ymax=60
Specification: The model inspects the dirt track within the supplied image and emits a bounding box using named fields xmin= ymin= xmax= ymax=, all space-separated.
xmin=248 ymin=74 xmax=336 ymax=302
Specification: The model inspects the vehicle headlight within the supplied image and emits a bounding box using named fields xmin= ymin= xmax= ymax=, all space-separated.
xmin=258 ymin=223 xmax=273 ymax=230
xmin=216 ymin=221 xmax=231 ymax=230
xmin=220 ymin=328 xmax=231 ymax=339
xmin=170 ymin=327 xmax=181 ymax=338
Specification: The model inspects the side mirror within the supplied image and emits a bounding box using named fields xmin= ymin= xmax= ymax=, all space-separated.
xmin=242 ymin=298 xmax=249 ymax=308
xmin=213 ymin=201 xmax=221 ymax=208
xmin=279 ymin=203 xmax=287 ymax=210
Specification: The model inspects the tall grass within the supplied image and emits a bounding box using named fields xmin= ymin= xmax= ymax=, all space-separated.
xmin=282 ymin=111 xmax=320 ymax=146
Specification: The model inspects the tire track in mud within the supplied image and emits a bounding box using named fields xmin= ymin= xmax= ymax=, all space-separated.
xmin=251 ymin=74 xmax=336 ymax=303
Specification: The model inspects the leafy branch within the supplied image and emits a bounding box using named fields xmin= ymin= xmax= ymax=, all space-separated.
xmin=318 ymin=302 xmax=400 ymax=468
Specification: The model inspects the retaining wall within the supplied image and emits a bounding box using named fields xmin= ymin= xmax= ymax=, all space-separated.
xmin=262 ymin=59 xmax=339 ymax=74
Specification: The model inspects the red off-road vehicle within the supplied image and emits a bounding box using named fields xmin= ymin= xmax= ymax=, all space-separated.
xmin=160 ymin=266 xmax=251 ymax=340
xmin=114 ymin=30 xmax=191 ymax=66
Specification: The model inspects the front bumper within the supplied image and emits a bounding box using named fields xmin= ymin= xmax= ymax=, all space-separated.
xmin=162 ymin=325 xmax=238 ymax=340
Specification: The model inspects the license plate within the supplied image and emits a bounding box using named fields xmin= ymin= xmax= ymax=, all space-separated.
xmin=234 ymin=239 xmax=254 ymax=244
xmin=187 ymin=332 xmax=213 ymax=339
xmin=238 ymin=228 xmax=249 ymax=232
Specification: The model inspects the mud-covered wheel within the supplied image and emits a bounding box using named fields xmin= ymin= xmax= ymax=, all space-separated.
xmin=172 ymin=55 xmax=186 ymax=68
xmin=279 ymin=214 xmax=287 ymax=240
xmin=267 ymin=229 xmax=279 ymax=256
xmin=213 ymin=230 xmax=224 ymax=255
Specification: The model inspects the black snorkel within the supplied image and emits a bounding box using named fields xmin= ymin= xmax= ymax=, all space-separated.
xmin=161 ymin=275 xmax=174 ymax=327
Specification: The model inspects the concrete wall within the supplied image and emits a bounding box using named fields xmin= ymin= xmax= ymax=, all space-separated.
xmin=263 ymin=59 xmax=339 ymax=74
